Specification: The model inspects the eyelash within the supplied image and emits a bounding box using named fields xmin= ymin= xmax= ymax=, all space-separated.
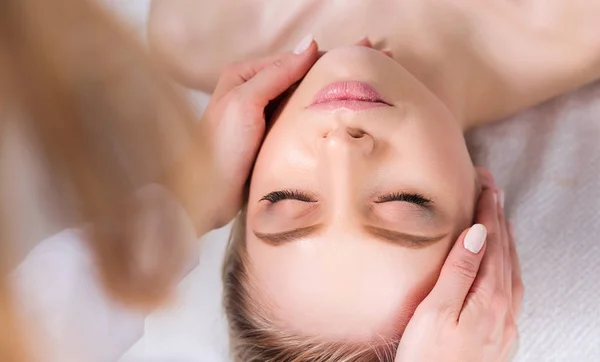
xmin=375 ymin=192 xmax=432 ymax=206
xmin=260 ymin=189 xmax=317 ymax=203
xmin=261 ymin=190 xmax=431 ymax=206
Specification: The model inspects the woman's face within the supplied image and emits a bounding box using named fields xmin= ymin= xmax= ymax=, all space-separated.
xmin=246 ymin=46 xmax=477 ymax=341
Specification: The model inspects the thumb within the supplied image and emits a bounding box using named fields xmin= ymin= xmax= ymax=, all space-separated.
xmin=238 ymin=35 xmax=319 ymax=109
xmin=423 ymin=223 xmax=487 ymax=318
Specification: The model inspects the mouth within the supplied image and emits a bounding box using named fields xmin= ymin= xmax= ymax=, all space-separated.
xmin=309 ymin=81 xmax=392 ymax=111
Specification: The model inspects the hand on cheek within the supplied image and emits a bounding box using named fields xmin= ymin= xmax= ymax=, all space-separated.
xmin=198 ymin=36 xmax=320 ymax=228
xmin=395 ymin=171 xmax=523 ymax=362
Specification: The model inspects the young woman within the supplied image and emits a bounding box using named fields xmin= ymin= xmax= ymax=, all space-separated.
xmin=218 ymin=39 xmax=521 ymax=362
xmin=147 ymin=1 xmax=600 ymax=360
xmin=1 ymin=0 xmax=515 ymax=361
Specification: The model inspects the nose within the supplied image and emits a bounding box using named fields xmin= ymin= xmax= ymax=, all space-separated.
xmin=318 ymin=125 xmax=374 ymax=220
xmin=321 ymin=126 xmax=375 ymax=155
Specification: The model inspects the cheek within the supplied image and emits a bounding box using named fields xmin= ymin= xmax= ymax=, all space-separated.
xmin=250 ymin=129 xmax=311 ymax=188
xmin=398 ymin=121 xmax=475 ymax=207
xmin=401 ymin=239 xmax=450 ymax=282
xmin=253 ymin=97 xmax=317 ymax=171
xmin=418 ymin=125 xmax=472 ymax=176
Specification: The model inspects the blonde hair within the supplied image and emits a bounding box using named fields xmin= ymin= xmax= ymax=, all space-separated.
xmin=222 ymin=208 xmax=401 ymax=362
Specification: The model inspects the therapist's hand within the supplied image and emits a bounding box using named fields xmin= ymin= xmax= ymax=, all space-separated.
xmin=199 ymin=36 xmax=319 ymax=228
xmin=395 ymin=173 xmax=523 ymax=362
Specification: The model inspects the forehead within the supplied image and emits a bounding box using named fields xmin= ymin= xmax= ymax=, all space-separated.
xmin=245 ymin=228 xmax=452 ymax=340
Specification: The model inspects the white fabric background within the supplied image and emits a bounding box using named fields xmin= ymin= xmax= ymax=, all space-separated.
xmin=14 ymin=1 xmax=600 ymax=361
xmin=467 ymin=82 xmax=600 ymax=362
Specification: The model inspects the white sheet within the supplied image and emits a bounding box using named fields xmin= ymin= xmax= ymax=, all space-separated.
xmin=467 ymin=81 xmax=600 ymax=362
xmin=18 ymin=1 xmax=600 ymax=361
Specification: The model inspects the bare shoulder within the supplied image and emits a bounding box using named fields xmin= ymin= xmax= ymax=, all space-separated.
xmin=449 ymin=0 xmax=600 ymax=126
xmin=147 ymin=0 xmax=600 ymax=118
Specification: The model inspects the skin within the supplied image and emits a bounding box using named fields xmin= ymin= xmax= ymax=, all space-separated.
xmin=149 ymin=0 xmax=600 ymax=126
xmin=188 ymin=44 xmax=523 ymax=357
xmin=148 ymin=0 xmax=600 ymax=348
xmin=246 ymin=46 xmax=479 ymax=340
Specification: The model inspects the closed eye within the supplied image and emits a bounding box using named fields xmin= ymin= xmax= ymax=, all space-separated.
xmin=260 ymin=189 xmax=317 ymax=203
xmin=375 ymin=192 xmax=432 ymax=206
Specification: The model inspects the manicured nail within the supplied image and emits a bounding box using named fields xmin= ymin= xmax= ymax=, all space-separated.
xmin=464 ymin=224 xmax=487 ymax=254
xmin=293 ymin=34 xmax=314 ymax=54
xmin=498 ymin=189 xmax=505 ymax=209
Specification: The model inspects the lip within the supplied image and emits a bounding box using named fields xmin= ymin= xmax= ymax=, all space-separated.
xmin=309 ymin=81 xmax=391 ymax=111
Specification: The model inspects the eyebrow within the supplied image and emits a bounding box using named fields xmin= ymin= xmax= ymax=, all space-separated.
xmin=253 ymin=224 xmax=446 ymax=248
xmin=253 ymin=224 xmax=324 ymax=245
xmin=363 ymin=225 xmax=447 ymax=248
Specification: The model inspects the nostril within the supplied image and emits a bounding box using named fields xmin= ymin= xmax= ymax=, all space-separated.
xmin=347 ymin=128 xmax=365 ymax=139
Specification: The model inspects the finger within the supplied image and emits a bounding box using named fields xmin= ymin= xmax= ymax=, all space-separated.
xmin=213 ymin=52 xmax=298 ymax=99
xmin=475 ymin=167 xmax=496 ymax=191
xmin=506 ymin=330 xmax=520 ymax=362
xmin=496 ymin=190 xmax=511 ymax=294
xmin=509 ymin=222 xmax=524 ymax=317
xmin=471 ymin=189 xmax=503 ymax=295
xmin=500 ymin=323 xmax=520 ymax=362
xmin=423 ymin=224 xmax=487 ymax=319
xmin=238 ymin=39 xmax=319 ymax=109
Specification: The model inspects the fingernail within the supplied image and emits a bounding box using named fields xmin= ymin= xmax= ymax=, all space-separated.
xmin=293 ymin=34 xmax=314 ymax=54
xmin=498 ymin=189 xmax=505 ymax=209
xmin=464 ymin=224 xmax=487 ymax=254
